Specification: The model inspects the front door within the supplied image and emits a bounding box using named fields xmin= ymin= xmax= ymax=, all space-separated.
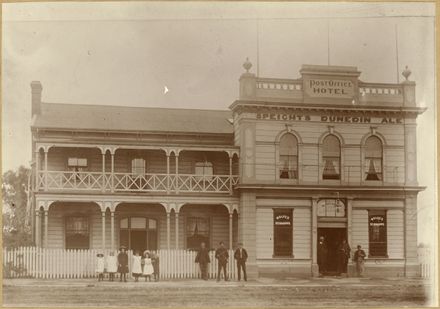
xmin=119 ymin=217 xmax=158 ymax=254
xmin=317 ymin=228 xmax=347 ymax=275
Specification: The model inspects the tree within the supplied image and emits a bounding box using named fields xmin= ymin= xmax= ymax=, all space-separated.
xmin=2 ymin=166 xmax=33 ymax=247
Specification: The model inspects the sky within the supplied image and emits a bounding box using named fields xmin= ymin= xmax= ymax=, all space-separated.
xmin=1 ymin=2 xmax=436 ymax=248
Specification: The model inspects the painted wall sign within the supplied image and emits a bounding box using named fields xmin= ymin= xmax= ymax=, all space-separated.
xmin=255 ymin=113 xmax=402 ymax=124
xmin=305 ymin=78 xmax=355 ymax=98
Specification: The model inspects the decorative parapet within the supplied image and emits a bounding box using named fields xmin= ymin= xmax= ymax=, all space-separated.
xmin=238 ymin=59 xmax=417 ymax=107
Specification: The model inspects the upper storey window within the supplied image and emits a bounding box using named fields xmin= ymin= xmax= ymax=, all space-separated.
xmin=365 ymin=136 xmax=383 ymax=181
xmin=131 ymin=158 xmax=146 ymax=176
xmin=279 ymin=134 xmax=298 ymax=179
xmin=67 ymin=158 xmax=87 ymax=172
xmin=195 ymin=161 xmax=213 ymax=180
xmin=322 ymin=135 xmax=341 ymax=180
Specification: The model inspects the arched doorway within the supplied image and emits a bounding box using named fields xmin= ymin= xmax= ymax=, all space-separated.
xmin=119 ymin=217 xmax=158 ymax=253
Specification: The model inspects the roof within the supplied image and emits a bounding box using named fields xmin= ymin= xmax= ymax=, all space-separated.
xmin=32 ymin=102 xmax=234 ymax=134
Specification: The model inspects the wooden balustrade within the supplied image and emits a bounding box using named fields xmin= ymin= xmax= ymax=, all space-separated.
xmin=36 ymin=171 xmax=239 ymax=194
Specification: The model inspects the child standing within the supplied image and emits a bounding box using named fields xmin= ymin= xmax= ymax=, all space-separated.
xmin=96 ymin=253 xmax=105 ymax=281
xmin=142 ymin=250 xmax=154 ymax=282
xmin=106 ymin=251 xmax=118 ymax=281
xmin=117 ymin=246 xmax=128 ymax=282
xmin=132 ymin=251 xmax=142 ymax=282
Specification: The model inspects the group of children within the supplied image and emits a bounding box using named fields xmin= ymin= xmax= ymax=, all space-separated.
xmin=95 ymin=246 xmax=160 ymax=282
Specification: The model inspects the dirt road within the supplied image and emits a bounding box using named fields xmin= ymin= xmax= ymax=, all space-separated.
xmin=3 ymin=278 xmax=428 ymax=307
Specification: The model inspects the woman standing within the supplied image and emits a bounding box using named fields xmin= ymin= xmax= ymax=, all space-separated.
xmin=142 ymin=250 xmax=154 ymax=282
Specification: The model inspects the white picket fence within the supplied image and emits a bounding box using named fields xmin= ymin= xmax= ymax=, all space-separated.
xmin=418 ymin=246 xmax=431 ymax=279
xmin=3 ymin=247 xmax=237 ymax=280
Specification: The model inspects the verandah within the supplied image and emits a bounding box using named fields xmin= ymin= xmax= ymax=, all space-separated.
xmin=3 ymin=247 xmax=238 ymax=280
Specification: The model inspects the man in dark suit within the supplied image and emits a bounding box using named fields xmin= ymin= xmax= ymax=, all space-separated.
xmin=234 ymin=242 xmax=248 ymax=281
xmin=215 ymin=241 xmax=229 ymax=281
xmin=195 ymin=242 xmax=211 ymax=280
xmin=317 ymin=236 xmax=328 ymax=277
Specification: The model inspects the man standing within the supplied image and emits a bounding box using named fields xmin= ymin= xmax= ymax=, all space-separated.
xmin=337 ymin=239 xmax=351 ymax=277
xmin=215 ymin=241 xmax=229 ymax=282
xmin=195 ymin=242 xmax=210 ymax=280
xmin=353 ymin=245 xmax=366 ymax=277
xmin=317 ymin=236 xmax=328 ymax=277
xmin=234 ymin=242 xmax=248 ymax=281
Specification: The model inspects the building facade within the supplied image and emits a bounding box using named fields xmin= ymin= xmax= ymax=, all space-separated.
xmin=30 ymin=61 xmax=425 ymax=278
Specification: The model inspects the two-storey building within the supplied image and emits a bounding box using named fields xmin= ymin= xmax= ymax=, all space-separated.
xmin=30 ymin=60 xmax=425 ymax=278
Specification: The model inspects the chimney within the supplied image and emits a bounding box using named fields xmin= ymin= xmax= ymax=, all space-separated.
xmin=31 ymin=81 xmax=42 ymax=117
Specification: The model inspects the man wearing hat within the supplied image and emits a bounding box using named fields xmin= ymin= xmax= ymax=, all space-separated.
xmin=195 ymin=242 xmax=210 ymax=280
xmin=215 ymin=241 xmax=229 ymax=282
xmin=117 ymin=245 xmax=129 ymax=282
xmin=234 ymin=242 xmax=248 ymax=281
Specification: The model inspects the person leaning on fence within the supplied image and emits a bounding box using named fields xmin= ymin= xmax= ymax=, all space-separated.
xmin=195 ymin=242 xmax=211 ymax=280
xmin=215 ymin=241 xmax=229 ymax=282
xmin=117 ymin=246 xmax=129 ymax=282
xmin=150 ymin=251 xmax=160 ymax=281
xmin=95 ymin=253 xmax=105 ymax=281
xmin=106 ymin=251 xmax=118 ymax=281
xmin=353 ymin=245 xmax=366 ymax=277
xmin=142 ymin=250 xmax=154 ymax=282
xmin=234 ymin=242 xmax=248 ymax=281
xmin=132 ymin=250 xmax=142 ymax=282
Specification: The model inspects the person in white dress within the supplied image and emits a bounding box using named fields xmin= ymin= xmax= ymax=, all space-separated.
xmin=131 ymin=251 xmax=142 ymax=282
xmin=95 ymin=253 xmax=105 ymax=281
xmin=142 ymin=250 xmax=154 ymax=282
xmin=106 ymin=251 xmax=118 ymax=281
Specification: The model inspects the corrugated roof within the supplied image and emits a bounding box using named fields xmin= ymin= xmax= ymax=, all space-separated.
xmin=33 ymin=103 xmax=234 ymax=134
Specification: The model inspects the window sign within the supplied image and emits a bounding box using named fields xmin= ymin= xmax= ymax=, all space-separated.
xmin=368 ymin=211 xmax=387 ymax=257
xmin=273 ymin=209 xmax=293 ymax=257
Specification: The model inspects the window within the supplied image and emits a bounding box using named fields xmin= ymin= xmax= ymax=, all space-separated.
xmin=365 ymin=136 xmax=383 ymax=181
xmin=322 ymin=135 xmax=341 ymax=180
xmin=186 ymin=217 xmax=210 ymax=250
xmin=119 ymin=217 xmax=157 ymax=253
xmin=279 ymin=134 xmax=298 ymax=179
xmin=195 ymin=162 xmax=213 ymax=180
xmin=273 ymin=209 xmax=293 ymax=257
xmin=131 ymin=158 xmax=145 ymax=177
xmin=65 ymin=216 xmax=89 ymax=249
xmin=67 ymin=158 xmax=88 ymax=172
xmin=317 ymin=199 xmax=346 ymax=217
xmin=368 ymin=210 xmax=387 ymax=257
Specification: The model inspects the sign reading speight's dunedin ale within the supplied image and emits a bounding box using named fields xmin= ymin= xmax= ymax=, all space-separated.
xmin=255 ymin=112 xmax=403 ymax=124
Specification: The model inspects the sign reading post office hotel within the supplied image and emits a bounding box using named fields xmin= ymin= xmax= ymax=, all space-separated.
xmin=305 ymin=77 xmax=355 ymax=99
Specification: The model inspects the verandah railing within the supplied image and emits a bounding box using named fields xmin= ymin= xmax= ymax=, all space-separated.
xmin=3 ymin=247 xmax=237 ymax=280
xmin=37 ymin=172 xmax=239 ymax=194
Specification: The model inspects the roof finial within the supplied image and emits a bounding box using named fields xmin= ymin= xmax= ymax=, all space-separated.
xmin=402 ymin=65 xmax=411 ymax=81
xmin=243 ymin=57 xmax=252 ymax=73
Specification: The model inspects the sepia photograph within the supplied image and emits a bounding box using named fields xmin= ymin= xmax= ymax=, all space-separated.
xmin=2 ymin=1 xmax=437 ymax=307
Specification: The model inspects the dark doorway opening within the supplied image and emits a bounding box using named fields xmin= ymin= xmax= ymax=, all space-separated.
xmin=318 ymin=227 xmax=347 ymax=275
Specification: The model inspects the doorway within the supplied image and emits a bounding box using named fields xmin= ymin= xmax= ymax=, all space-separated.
xmin=119 ymin=217 xmax=158 ymax=254
xmin=317 ymin=228 xmax=347 ymax=275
